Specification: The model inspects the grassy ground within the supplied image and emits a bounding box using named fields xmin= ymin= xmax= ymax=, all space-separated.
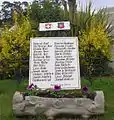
xmin=0 ymin=77 xmax=114 ymax=120
xmin=82 ymin=77 xmax=114 ymax=120
xmin=0 ymin=80 xmax=25 ymax=120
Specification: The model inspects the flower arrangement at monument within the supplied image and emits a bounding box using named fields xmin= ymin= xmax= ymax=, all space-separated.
xmin=21 ymin=83 xmax=96 ymax=100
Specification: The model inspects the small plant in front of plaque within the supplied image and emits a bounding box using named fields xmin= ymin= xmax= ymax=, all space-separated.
xmin=82 ymin=85 xmax=96 ymax=100
xmin=21 ymin=83 xmax=96 ymax=100
xmin=22 ymin=83 xmax=40 ymax=99
xmin=82 ymin=85 xmax=88 ymax=97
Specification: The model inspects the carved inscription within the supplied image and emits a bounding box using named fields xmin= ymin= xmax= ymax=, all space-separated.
xmin=29 ymin=37 xmax=80 ymax=89
xmin=54 ymin=42 xmax=76 ymax=81
xmin=32 ymin=42 xmax=53 ymax=82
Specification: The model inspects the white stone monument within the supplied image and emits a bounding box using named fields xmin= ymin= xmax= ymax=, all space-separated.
xmin=29 ymin=37 xmax=81 ymax=90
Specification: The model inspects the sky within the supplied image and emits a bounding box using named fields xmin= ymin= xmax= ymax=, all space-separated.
xmin=0 ymin=0 xmax=114 ymax=10
xmin=79 ymin=0 xmax=114 ymax=9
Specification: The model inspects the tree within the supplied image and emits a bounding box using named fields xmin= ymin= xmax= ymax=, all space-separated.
xmin=0 ymin=1 xmax=29 ymax=27
xmin=29 ymin=0 xmax=63 ymax=36
xmin=79 ymin=18 xmax=112 ymax=82
xmin=60 ymin=1 xmax=113 ymax=83
xmin=0 ymin=13 xmax=33 ymax=79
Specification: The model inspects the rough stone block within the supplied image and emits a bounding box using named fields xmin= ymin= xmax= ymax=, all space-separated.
xmin=12 ymin=91 xmax=104 ymax=119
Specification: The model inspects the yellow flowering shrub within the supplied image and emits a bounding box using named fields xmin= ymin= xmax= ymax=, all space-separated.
xmin=79 ymin=22 xmax=111 ymax=60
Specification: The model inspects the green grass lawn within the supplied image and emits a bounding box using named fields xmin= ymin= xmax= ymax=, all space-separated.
xmin=0 ymin=80 xmax=26 ymax=120
xmin=0 ymin=77 xmax=114 ymax=120
xmin=82 ymin=77 xmax=114 ymax=120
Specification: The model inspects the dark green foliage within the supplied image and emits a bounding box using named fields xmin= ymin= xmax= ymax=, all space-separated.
xmin=29 ymin=0 xmax=63 ymax=37
xmin=0 ymin=1 xmax=28 ymax=27
xmin=24 ymin=88 xmax=84 ymax=98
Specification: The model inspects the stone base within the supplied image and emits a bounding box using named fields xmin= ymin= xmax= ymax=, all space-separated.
xmin=12 ymin=91 xmax=104 ymax=120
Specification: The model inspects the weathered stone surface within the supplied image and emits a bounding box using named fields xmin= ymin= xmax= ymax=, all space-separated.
xmin=12 ymin=91 xmax=104 ymax=119
xmin=13 ymin=91 xmax=23 ymax=104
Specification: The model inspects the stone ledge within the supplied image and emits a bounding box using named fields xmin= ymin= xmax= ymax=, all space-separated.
xmin=12 ymin=91 xmax=104 ymax=119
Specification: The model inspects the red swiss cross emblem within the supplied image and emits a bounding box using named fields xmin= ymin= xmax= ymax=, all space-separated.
xmin=45 ymin=24 xmax=52 ymax=29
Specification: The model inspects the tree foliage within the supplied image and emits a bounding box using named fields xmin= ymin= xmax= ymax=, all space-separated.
xmin=29 ymin=0 xmax=63 ymax=36
xmin=79 ymin=18 xmax=112 ymax=80
xmin=0 ymin=1 xmax=28 ymax=27
xmin=0 ymin=13 xmax=33 ymax=79
xmin=0 ymin=0 xmax=113 ymax=80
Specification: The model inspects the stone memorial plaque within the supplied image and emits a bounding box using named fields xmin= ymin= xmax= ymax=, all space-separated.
xmin=29 ymin=37 xmax=81 ymax=89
